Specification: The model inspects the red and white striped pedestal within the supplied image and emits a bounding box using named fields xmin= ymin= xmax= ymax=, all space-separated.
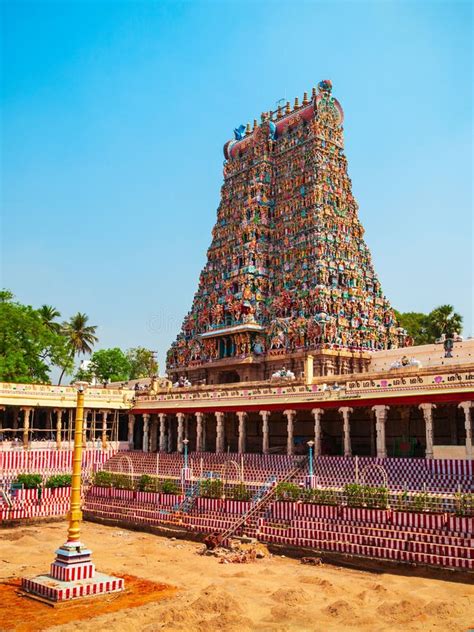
xmin=22 ymin=542 xmax=124 ymax=602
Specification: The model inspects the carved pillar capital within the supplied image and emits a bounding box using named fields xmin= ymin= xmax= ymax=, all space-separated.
xmin=372 ymin=405 xmax=389 ymax=418
xmin=419 ymin=403 xmax=436 ymax=414
xmin=338 ymin=406 xmax=353 ymax=416
xmin=458 ymin=401 xmax=473 ymax=414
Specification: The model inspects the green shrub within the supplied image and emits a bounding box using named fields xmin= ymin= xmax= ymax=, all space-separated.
xmin=161 ymin=479 xmax=180 ymax=495
xmin=364 ymin=485 xmax=389 ymax=509
xmin=138 ymin=474 xmax=161 ymax=492
xmin=138 ymin=474 xmax=153 ymax=491
xmin=200 ymin=478 xmax=224 ymax=498
xmin=412 ymin=492 xmax=428 ymax=512
xmin=230 ymin=482 xmax=251 ymax=501
xmin=344 ymin=483 xmax=364 ymax=507
xmin=275 ymin=482 xmax=302 ymax=501
xmin=45 ymin=474 xmax=72 ymax=489
xmin=455 ymin=492 xmax=473 ymax=517
xmin=344 ymin=483 xmax=389 ymax=509
xmin=14 ymin=473 xmax=42 ymax=489
xmin=111 ymin=473 xmax=134 ymax=490
xmin=394 ymin=490 xmax=410 ymax=512
xmin=314 ymin=488 xmax=337 ymax=505
xmin=94 ymin=471 xmax=113 ymax=487
xmin=409 ymin=491 xmax=442 ymax=513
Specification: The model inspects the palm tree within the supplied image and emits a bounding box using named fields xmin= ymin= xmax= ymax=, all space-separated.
xmin=428 ymin=305 xmax=463 ymax=340
xmin=59 ymin=312 xmax=98 ymax=384
xmin=38 ymin=305 xmax=62 ymax=333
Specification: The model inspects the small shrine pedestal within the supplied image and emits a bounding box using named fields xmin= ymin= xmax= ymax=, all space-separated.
xmin=22 ymin=541 xmax=124 ymax=602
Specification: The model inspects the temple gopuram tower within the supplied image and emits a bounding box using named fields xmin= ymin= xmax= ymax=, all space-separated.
xmin=167 ymin=80 xmax=406 ymax=385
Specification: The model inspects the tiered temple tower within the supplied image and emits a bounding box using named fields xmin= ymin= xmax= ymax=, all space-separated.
xmin=167 ymin=80 xmax=406 ymax=384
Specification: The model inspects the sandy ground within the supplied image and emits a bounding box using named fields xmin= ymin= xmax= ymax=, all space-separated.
xmin=0 ymin=521 xmax=473 ymax=632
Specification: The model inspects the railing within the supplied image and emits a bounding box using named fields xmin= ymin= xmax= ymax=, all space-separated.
xmin=218 ymin=456 xmax=308 ymax=543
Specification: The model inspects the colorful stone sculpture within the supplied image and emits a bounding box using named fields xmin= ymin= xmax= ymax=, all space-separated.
xmin=167 ymin=80 xmax=406 ymax=377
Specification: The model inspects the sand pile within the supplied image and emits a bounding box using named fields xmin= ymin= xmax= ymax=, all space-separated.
xmin=143 ymin=585 xmax=254 ymax=632
xmin=0 ymin=522 xmax=472 ymax=632
xmin=271 ymin=587 xmax=311 ymax=606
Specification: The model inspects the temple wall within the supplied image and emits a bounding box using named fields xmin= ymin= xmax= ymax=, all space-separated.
xmin=369 ymin=339 xmax=474 ymax=372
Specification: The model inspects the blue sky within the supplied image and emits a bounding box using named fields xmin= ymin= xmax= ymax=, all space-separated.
xmin=1 ymin=0 xmax=472 ymax=375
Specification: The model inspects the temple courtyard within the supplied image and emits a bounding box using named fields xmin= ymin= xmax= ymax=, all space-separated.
xmin=1 ymin=521 xmax=472 ymax=632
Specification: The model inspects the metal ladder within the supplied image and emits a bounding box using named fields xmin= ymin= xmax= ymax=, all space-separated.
xmin=218 ymin=456 xmax=308 ymax=545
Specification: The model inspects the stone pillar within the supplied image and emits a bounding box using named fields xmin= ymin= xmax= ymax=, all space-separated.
xmin=458 ymin=401 xmax=472 ymax=459
xmin=142 ymin=413 xmax=150 ymax=452
xmin=372 ymin=405 xmax=389 ymax=458
xmin=215 ymin=412 xmax=224 ymax=454
xmin=237 ymin=411 xmax=247 ymax=454
xmin=195 ymin=412 xmax=204 ymax=452
xmin=55 ymin=408 xmax=64 ymax=449
xmin=284 ymin=410 xmax=296 ymax=456
xmin=419 ymin=403 xmax=436 ymax=459
xmin=101 ymin=410 xmax=108 ymax=450
xmin=259 ymin=410 xmax=270 ymax=454
xmin=128 ymin=414 xmax=135 ymax=450
xmin=158 ymin=413 xmax=167 ymax=452
xmin=311 ymin=408 xmax=324 ymax=457
xmin=177 ymin=413 xmax=185 ymax=453
xmin=150 ymin=415 xmax=158 ymax=452
xmin=338 ymin=407 xmax=353 ymax=457
xmin=22 ymin=407 xmax=32 ymax=448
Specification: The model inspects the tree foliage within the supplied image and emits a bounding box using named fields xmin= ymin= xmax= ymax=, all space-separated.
xmin=75 ymin=346 xmax=157 ymax=384
xmin=394 ymin=311 xmax=431 ymax=345
xmin=62 ymin=312 xmax=98 ymax=356
xmin=0 ymin=291 xmax=96 ymax=385
xmin=427 ymin=305 xmax=463 ymax=339
xmin=0 ymin=293 xmax=73 ymax=383
xmin=89 ymin=348 xmax=131 ymax=383
xmin=127 ymin=347 xmax=158 ymax=379
xmin=395 ymin=304 xmax=463 ymax=345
